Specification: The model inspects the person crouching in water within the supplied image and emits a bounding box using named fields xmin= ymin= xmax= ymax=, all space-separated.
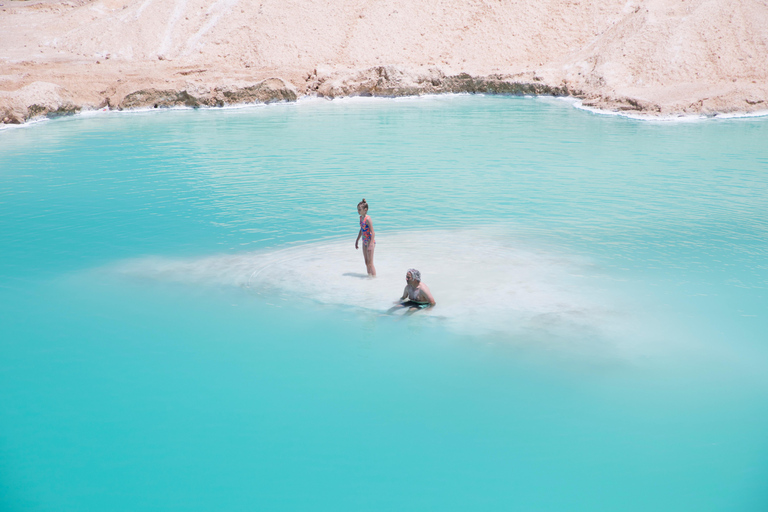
xmin=355 ymin=198 xmax=376 ymax=277
xmin=391 ymin=268 xmax=436 ymax=312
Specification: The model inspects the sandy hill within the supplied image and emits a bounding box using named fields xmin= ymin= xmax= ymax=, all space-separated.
xmin=1 ymin=0 xmax=767 ymax=123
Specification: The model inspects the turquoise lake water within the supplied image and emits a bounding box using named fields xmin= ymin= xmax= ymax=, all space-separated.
xmin=1 ymin=96 xmax=767 ymax=511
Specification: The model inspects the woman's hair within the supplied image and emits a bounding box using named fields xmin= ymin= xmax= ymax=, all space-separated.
xmin=357 ymin=198 xmax=368 ymax=210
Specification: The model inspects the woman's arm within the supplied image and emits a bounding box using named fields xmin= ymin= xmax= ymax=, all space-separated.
xmin=366 ymin=216 xmax=375 ymax=239
xmin=355 ymin=228 xmax=361 ymax=249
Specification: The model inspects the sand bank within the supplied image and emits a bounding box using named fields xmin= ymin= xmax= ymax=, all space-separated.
xmin=1 ymin=0 xmax=767 ymax=124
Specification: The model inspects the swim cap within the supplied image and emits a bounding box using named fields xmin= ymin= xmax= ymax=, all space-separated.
xmin=407 ymin=268 xmax=421 ymax=281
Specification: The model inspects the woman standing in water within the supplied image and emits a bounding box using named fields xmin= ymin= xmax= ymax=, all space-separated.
xmin=355 ymin=198 xmax=376 ymax=277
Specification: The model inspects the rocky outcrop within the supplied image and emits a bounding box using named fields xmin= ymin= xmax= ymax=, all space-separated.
xmin=117 ymin=78 xmax=298 ymax=111
xmin=211 ymin=78 xmax=298 ymax=106
xmin=119 ymin=88 xmax=202 ymax=109
xmin=2 ymin=70 xmax=585 ymax=125
xmin=312 ymin=67 xmax=576 ymax=99
xmin=580 ymin=90 xmax=768 ymax=117
xmin=0 ymin=81 xmax=84 ymax=123
xmin=0 ymin=78 xmax=299 ymax=123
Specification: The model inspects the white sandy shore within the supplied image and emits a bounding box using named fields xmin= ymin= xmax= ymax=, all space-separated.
xmin=1 ymin=0 xmax=767 ymax=124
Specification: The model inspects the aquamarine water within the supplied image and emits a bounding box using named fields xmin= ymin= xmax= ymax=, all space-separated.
xmin=1 ymin=96 xmax=767 ymax=511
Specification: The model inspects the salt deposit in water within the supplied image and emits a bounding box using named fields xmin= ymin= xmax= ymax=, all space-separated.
xmin=110 ymin=230 xmax=637 ymax=349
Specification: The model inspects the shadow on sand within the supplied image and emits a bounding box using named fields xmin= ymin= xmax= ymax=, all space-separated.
xmin=342 ymin=272 xmax=370 ymax=279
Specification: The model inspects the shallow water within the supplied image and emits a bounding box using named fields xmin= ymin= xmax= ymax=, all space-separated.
xmin=1 ymin=96 xmax=767 ymax=511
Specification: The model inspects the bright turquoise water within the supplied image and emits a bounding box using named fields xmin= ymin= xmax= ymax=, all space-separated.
xmin=1 ymin=96 xmax=767 ymax=511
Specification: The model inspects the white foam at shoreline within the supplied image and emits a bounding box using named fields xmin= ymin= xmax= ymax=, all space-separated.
xmin=0 ymin=116 xmax=51 ymax=132
xmin=558 ymin=96 xmax=768 ymax=123
xmin=108 ymin=230 xmax=635 ymax=349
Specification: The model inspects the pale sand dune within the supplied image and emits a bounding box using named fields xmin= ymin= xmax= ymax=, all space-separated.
xmin=1 ymin=0 xmax=766 ymax=123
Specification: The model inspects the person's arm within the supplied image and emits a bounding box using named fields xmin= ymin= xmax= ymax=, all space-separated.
xmin=366 ymin=216 xmax=375 ymax=240
xmin=398 ymin=286 xmax=409 ymax=302
xmin=355 ymin=228 xmax=361 ymax=249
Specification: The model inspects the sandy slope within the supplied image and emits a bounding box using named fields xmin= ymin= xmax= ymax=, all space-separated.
xmin=1 ymin=0 xmax=767 ymax=123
